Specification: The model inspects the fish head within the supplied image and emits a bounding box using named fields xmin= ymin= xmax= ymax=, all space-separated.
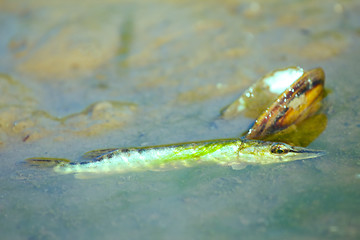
xmin=239 ymin=140 xmax=325 ymax=164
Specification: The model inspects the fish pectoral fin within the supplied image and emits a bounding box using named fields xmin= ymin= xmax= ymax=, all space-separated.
xmin=230 ymin=163 xmax=248 ymax=170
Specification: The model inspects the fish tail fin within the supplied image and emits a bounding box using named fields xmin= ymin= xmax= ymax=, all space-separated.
xmin=26 ymin=157 xmax=71 ymax=167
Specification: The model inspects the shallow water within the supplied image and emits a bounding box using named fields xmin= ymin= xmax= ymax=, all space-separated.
xmin=1 ymin=0 xmax=360 ymax=239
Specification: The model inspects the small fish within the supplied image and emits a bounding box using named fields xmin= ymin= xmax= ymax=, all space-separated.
xmin=27 ymin=138 xmax=325 ymax=176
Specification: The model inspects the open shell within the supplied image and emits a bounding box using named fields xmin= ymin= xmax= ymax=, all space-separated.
xmin=246 ymin=68 xmax=325 ymax=140
xmin=220 ymin=66 xmax=326 ymax=143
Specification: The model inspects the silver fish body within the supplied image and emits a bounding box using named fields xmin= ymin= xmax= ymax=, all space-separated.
xmin=53 ymin=138 xmax=325 ymax=175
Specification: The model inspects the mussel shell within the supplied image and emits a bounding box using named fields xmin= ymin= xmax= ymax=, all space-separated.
xmin=261 ymin=113 xmax=327 ymax=147
xmin=220 ymin=66 xmax=304 ymax=119
xmin=246 ymin=68 xmax=325 ymax=139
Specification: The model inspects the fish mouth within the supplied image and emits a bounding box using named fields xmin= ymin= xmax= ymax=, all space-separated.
xmin=290 ymin=146 xmax=326 ymax=160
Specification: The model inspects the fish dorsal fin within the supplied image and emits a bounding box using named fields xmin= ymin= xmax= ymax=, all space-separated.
xmin=81 ymin=148 xmax=119 ymax=160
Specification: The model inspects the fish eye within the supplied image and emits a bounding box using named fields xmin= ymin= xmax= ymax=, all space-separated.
xmin=270 ymin=143 xmax=290 ymax=154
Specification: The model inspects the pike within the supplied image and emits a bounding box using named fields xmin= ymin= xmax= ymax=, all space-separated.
xmin=27 ymin=138 xmax=325 ymax=176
